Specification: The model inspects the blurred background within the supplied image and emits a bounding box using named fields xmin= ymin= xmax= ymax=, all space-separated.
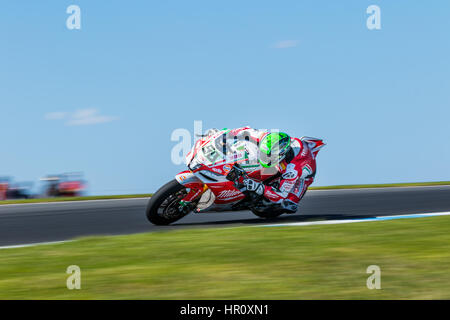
xmin=0 ymin=173 xmax=85 ymax=200
xmin=1 ymin=1 xmax=449 ymax=196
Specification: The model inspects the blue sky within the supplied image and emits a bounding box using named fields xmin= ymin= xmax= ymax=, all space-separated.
xmin=1 ymin=1 xmax=449 ymax=195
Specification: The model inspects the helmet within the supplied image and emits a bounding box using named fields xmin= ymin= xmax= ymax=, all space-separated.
xmin=258 ymin=132 xmax=292 ymax=168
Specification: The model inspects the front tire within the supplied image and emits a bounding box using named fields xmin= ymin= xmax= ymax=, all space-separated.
xmin=146 ymin=179 xmax=192 ymax=225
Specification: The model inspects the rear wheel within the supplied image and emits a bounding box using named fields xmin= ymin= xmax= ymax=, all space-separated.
xmin=251 ymin=210 xmax=284 ymax=219
xmin=146 ymin=179 xmax=194 ymax=225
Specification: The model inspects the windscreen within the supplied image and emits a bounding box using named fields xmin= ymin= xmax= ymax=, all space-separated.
xmin=197 ymin=133 xmax=259 ymax=166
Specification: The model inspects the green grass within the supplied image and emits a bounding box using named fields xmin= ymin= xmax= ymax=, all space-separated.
xmin=1 ymin=215 xmax=450 ymax=299
xmin=2 ymin=181 xmax=449 ymax=205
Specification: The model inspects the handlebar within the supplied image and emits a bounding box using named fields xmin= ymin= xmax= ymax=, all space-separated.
xmin=225 ymin=163 xmax=247 ymax=181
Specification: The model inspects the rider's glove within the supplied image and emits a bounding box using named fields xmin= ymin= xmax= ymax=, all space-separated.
xmin=243 ymin=178 xmax=264 ymax=196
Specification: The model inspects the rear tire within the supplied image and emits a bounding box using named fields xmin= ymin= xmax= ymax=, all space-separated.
xmin=146 ymin=179 xmax=191 ymax=225
xmin=251 ymin=210 xmax=284 ymax=219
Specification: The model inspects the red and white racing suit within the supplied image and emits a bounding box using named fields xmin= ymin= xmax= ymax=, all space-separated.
xmin=229 ymin=127 xmax=318 ymax=213
xmin=260 ymin=137 xmax=316 ymax=213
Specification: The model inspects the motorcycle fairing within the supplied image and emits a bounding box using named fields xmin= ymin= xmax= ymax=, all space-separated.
xmin=175 ymin=169 xmax=246 ymax=205
xmin=300 ymin=136 xmax=325 ymax=158
xmin=175 ymin=170 xmax=202 ymax=186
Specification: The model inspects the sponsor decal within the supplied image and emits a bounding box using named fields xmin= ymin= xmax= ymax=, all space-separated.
xmin=264 ymin=189 xmax=279 ymax=199
xmin=282 ymin=171 xmax=297 ymax=180
xmin=223 ymin=164 xmax=231 ymax=172
xmin=293 ymin=179 xmax=305 ymax=198
xmin=300 ymin=166 xmax=313 ymax=179
xmin=280 ymin=181 xmax=295 ymax=193
xmin=216 ymin=189 xmax=242 ymax=200
xmin=211 ymin=167 xmax=222 ymax=174
xmin=177 ymin=172 xmax=194 ymax=183
xmin=282 ymin=164 xmax=298 ymax=179
xmin=301 ymin=147 xmax=308 ymax=157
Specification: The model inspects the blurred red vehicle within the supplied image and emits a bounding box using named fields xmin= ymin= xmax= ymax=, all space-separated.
xmin=0 ymin=177 xmax=9 ymax=200
xmin=41 ymin=172 xmax=86 ymax=197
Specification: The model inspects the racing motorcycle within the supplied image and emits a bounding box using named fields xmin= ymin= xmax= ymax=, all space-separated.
xmin=146 ymin=129 xmax=324 ymax=225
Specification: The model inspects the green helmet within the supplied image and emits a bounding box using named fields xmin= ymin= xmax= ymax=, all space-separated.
xmin=258 ymin=132 xmax=292 ymax=168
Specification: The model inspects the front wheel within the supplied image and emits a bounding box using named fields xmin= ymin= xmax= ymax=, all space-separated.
xmin=146 ymin=179 xmax=193 ymax=225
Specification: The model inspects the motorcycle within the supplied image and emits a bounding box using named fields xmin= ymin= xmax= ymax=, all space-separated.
xmin=146 ymin=129 xmax=324 ymax=225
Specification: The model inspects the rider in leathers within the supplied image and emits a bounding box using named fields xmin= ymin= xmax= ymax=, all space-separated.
xmin=219 ymin=127 xmax=323 ymax=214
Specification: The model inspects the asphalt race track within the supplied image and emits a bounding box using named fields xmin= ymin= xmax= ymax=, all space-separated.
xmin=1 ymin=186 xmax=449 ymax=246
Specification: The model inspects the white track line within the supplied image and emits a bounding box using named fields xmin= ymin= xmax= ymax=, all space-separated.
xmin=260 ymin=211 xmax=450 ymax=228
xmin=0 ymin=240 xmax=72 ymax=250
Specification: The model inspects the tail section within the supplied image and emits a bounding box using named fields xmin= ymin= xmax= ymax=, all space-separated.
xmin=300 ymin=136 xmax=326 ymax=158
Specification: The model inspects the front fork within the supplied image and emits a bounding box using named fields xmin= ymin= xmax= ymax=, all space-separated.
xmin=178 ymin=184 xmax=207 ymax=213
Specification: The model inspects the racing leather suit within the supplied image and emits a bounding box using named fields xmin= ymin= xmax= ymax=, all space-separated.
xmin=260 ymin=137 xmax=316 ymax=213
xmin=228 ymin=127 xmax=318 ymax=214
